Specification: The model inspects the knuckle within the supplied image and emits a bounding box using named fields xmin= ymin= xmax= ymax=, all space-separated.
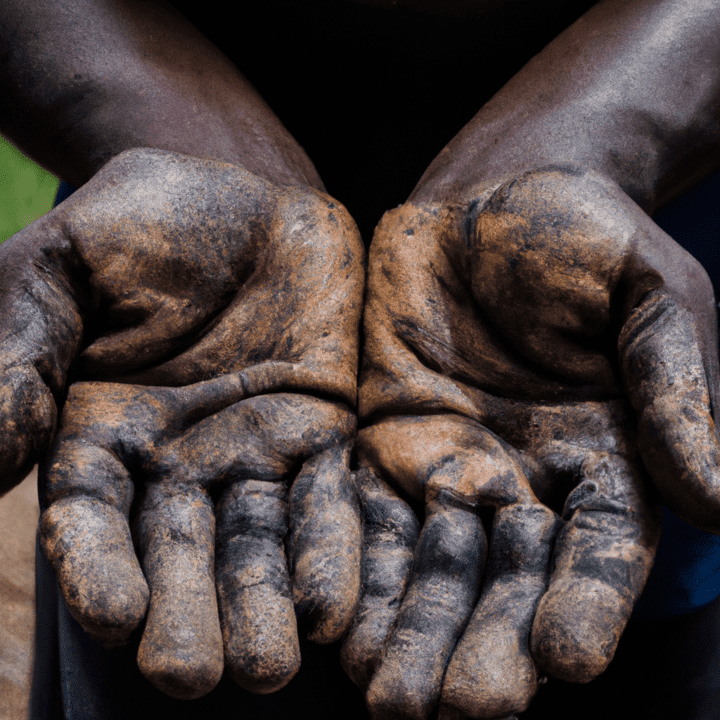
xmin=0 ymin=365 xmax=56 ymax=491
xmin=282 ymin=184 xmax=358 ymax=235
xmin=43 ymin=441 xmax=134 ymax=512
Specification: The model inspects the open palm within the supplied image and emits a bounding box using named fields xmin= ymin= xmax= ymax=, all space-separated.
xmin=0 ymin=148 xmax=365 ymax=699
xmin=345 ymin=166 xmax=720 ymax=719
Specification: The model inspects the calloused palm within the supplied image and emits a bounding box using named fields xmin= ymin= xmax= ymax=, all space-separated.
xmin=0 ymin=148 xmax=365 ymax=699
xmin=342 ymin=165 xmax=720 ymax=719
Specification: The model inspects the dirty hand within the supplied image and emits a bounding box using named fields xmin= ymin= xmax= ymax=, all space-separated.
xmin=341 ymin=165 xmax=720 ymax=719
xmin=0 ymin=148 xmax=364 ymax=699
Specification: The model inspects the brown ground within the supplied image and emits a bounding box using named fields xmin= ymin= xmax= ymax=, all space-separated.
xmin=0 ymin=468 xmax=38 ymax=720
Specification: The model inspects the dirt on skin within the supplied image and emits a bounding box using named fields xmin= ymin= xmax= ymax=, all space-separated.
xmin=349 ymin=166 xmax=715 ymax=719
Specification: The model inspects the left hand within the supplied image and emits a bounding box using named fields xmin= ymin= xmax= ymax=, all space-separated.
xmin=342 ymin=165 xmax=720 ymax=719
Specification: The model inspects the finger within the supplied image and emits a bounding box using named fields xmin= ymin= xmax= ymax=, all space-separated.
xmin=366 ymin=497 xmax=485 ymax=720
xmin=289 ymin=442 xmax=361 ymax=643
xmin=0 ymin=220 xmax=84 ymax=491
xmin=531 ymin=451 xmax=661 ymax=682
xmin=135 ymin=483 xmax=224 ymax=700
xmin=340 ymin=467 xmax=420 ymax=689
xmin=620 ymin=289 xmax=720 ymax=533
xmin=39 ymin=443 xmax=149 ymax=647
xmin=215 ymin=478 xmax=300 ymax=694
xmin=359 ymin=415 xmax=544 ymax=720
xmin=440 ymin=503 xmax=561 ymax=719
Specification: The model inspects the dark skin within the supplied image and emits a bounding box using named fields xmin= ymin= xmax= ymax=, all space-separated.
xmin=353 ymin=166 xmax=716 ymax=719
xmin=1 ymin=0 xmax=720 ymax=717
xmin=27 ymin=148 xmax=364 ymax=698
xmin=0 ymin=0 xmax=364 ymax=700
xmin=346 ymin=3 xmax=720 ymax=716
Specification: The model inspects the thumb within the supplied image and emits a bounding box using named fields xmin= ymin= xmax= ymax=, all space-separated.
xmin=620 ymin=287 xmax=720 ymax=534
xmin=0 ymin=214 xmax=84 ymax=491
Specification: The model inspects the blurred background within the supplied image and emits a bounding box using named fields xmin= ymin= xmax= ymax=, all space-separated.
xmin=0 ymin=135 xmax=58 ymax=244
xmin=0 ymin=135 xmax=54 ymax=719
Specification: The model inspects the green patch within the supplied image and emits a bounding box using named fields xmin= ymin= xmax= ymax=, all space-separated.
xmin=0 ymin=136 xmax=59 ymax=243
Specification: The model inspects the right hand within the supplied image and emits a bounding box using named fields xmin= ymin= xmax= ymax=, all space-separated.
xmin=0 ymin=147 xmax=365 ymax=699
xmin=342 ymin=165 xmax=720 ymax=719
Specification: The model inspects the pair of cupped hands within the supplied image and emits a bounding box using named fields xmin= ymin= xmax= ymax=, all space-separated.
xmin=2 ymin=148 xmax=719 ymax=719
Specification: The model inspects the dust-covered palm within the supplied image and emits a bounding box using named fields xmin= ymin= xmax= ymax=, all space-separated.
xmin=0 ymin=148 xmax=365 ymax=699
xmin=343 ymin=166 xmax=720 ymax=719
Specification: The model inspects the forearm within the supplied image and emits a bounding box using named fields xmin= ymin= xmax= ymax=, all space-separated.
xmin=412 ymin=0 xmax=720 ymax=212
xmin=0 ymin=0 xmax=322 ymax=189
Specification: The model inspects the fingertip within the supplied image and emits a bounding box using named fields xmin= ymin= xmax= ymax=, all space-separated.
xmin=442 ymin=654 xmax=536 ymax=719
xmin=294 ymin=523 xmax=361 ymax=646
xmin=40 ymin=498 xmax=149 ymax=646
xmin=441 ymin=603 xmax=540 ymax=719
xmin=137 ymin=644 xmax=224 ymax=700
xmin=441 ymin=690 xmax=533 ymax=720
xmin=222 ymin=585 xmax=301 ymax=694
xmin=443 ymin=675 xmax=535 ymax=720
xmin=367 ymin=667 xmax=434 ymax=720
xmin=226 ymin=640 xmax=300 ymax=694
xmin=228 ymin=665 xmax=299 ymax=696
xmin=137 ymin=579 xmax=224 ymax=700
xmin=75 ymin=580 xmax=150 ymax=649
xmin=340 ymin=608 xmax=383 ymax=689
xmin=294 ymin=566 xmax=358 ymax=647
xmin=340 ymin=563 xmax=414 ymax=689
xmin=530 ymin=579 xmax=627 ymax=683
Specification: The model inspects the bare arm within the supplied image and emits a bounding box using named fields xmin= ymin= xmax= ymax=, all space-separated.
xmin=412 ymin=0 xmax=720 ymax=211
xmin=0 ymin=1 xmax=364 ymax=701
xmin=349 ymin=2 xmax=720 ymax=717
xmin=0 ymin=0 xmax=321 ymax=188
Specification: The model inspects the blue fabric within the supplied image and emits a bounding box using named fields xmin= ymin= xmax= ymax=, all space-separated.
xmin=634 ymin=506 xmax=720 ymax=618
xmin=54 ymin=181 xmax=75 ymax=205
